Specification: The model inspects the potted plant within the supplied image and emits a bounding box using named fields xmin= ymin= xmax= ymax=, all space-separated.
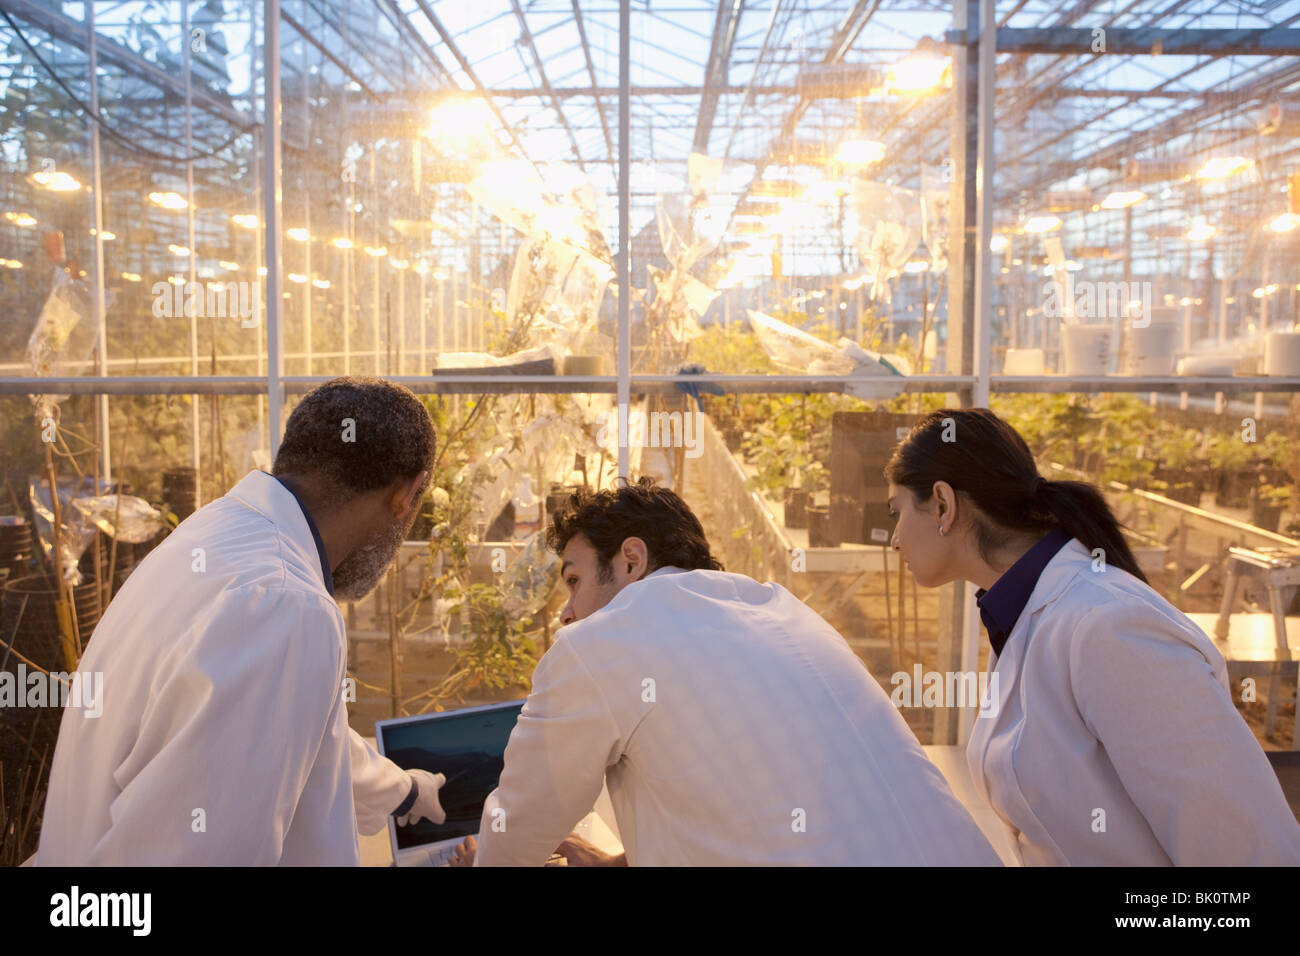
xmin=807 ymin=492 xmax=838 ymax=548
xmin=783 ymin=461 xmax=828 ymax=530
xmin=1150 ymin=426 xmax=1205 ymax=505
xmin=1207 ymin=432 xmax=1254 ymax=508
xmin=1258 ymin=430 xmax=1297 ymax=489
xmin=1250 ymin=481 xmax=1290 ymax=533
xmin=1101 ymin=453 xmax=1155 ymax=490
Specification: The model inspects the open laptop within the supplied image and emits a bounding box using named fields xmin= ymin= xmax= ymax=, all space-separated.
xmin=375 ymin=700 xmax=525 ymax=867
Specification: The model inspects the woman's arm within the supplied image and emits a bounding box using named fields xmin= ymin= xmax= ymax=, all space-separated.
xmin=1067 ymin=598 xmax=1300 ymax=865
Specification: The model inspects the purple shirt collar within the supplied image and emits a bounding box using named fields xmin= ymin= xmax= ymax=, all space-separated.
xmin=974 ymin=525 xmax=1072 ymax=658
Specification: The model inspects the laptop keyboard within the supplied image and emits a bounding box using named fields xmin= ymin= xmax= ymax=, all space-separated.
xmin=399 ymin=844 xmax=568 ymax=866
xmin=427 ymin=844 xmax=457 ymax=867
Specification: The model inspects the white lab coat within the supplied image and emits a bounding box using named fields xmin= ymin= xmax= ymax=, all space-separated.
xmin=474 ymin=567 xmax=1002 ymax=866
xmin=36 ymin=469 xmax=411 ymax=866
xmin=967 ymin=536 xmax=1300 ymax=866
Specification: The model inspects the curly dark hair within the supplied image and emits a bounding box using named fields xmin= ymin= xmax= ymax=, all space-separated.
xmin=272 ymin=377 xmax=435 ymax=499
xmin=545 ymin=476 xmax=723 ymax=580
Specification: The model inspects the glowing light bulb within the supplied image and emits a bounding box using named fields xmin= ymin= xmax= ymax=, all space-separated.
xmin=835 ymin=140 xmax=885 ymax=165
xmin=34 ymin=170 xmax=83 ymax=191
xmin=149 ymin=191 xmax=189 ymax=210
xmin=1195 ymin=156 xmax=1252 ymax=180
xmin=1099 ymin=190 xmax=1145 ymax=209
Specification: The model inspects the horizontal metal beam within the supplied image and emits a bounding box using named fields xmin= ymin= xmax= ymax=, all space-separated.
xmin=474 ymin=82 xmax=1250 ymax=102
xmin=948 ymin=26 xmax=1300 ymax=56
xmin=0 ymin=377 xmax=268 ymax=396
xmin=4 ymin=374 xmax=1299 ymax=397
xmin=989 ymin=375 xmax=1300 ymax=394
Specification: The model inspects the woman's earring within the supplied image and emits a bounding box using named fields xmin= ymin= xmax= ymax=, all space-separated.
xmin=939 ymin=526 xmax=948 ymax=536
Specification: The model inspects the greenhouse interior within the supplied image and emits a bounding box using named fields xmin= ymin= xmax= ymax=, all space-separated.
xmin=1 ymin=0 xmax=1299 ymax=870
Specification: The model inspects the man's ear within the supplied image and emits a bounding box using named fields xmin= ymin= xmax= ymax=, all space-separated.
xmin=621 ymin=537 xmax=650 ymax=578
xmin=390 ymin=470 xmax=428 ymax=518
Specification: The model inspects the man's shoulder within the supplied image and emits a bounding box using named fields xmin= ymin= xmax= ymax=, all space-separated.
xmin=555 ymin=568 xmax=790 ymax=652
xmin=151 ymin=493 xmax=330 ymax=601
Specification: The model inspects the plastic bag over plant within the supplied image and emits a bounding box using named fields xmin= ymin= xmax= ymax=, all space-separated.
xmin=853 ymin=181 xmax=921 ymax=303
xmin=504 ymin=238 xmax=610 ymax=357
xmin=29 ymin=477 xmax=165 ymax=585
xmin=747 ymin=309 xmax=856 ymax=374
xmin=500 ymin=529 xmax=560 ymax=619
xmin=655 ymin=152 xmax=749 ymax=272
xmin=746 ymin=310 xmax=910 ymax=400
xmin=26 ymin=268 xmax=99 ymax=421
xmin=920 ymin=163 xmax=951 ymax=274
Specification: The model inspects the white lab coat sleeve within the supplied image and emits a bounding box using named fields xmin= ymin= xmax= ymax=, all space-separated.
xmin=349 ymin=727 xmax=413 ymax=835
xmin=1068 ymin=601 xmax=1300 ymax=865
xmin=90 ymin=587 xmax=348 ymax=865
xmin=474 ymin=637 xmax=623 ymax=866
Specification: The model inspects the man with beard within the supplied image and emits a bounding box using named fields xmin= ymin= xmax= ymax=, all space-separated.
xmin=36 ymin=377 xmax=447 ymax=865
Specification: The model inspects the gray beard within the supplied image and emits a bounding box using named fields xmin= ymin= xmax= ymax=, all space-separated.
xmin=333 ymin=512 xmax=410 ymax=603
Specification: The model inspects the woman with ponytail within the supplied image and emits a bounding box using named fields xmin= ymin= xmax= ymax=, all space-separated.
xmin=884 ymin=407 xmax=1300 ymax=866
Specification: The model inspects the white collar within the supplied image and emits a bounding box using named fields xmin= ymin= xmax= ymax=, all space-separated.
xmin=646 ymin=565 xmax=687 ymax=579
xmin=225 ymin=469 xmax=327 ymax=593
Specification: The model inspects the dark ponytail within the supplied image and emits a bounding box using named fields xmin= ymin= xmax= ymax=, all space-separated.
xmin=884 ymin=408 xmax=1148 ymax=585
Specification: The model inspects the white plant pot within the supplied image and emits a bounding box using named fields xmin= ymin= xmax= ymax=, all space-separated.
xmin=1003 ymin=348 xmax=1045 ymax=375
xmin=1264 ymin=331 xmax=1300 ymax=376
xmin=1122 ymin=323 xmax=1179 ymax=375
xmin=1061 ymin=323 xmax=1113 ymax=375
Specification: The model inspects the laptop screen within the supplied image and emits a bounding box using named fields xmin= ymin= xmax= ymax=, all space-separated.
xmin=378 ymin=701 xmax=525 ymax=850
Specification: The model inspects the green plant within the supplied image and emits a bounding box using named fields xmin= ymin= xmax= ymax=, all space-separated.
xmin=436 ymin=582 xmax=539 ymax=697
xmin=738 ymin=391 xmax=849 ymax=499
xmin=1258 ymin=430 xmax=1298 ymax=485
xmin=688 ymin=325 xmax=774 ymax=375
xmin=1101 ymin=454 xmax=1156 ymax=488
xmin=743 ymin=420 xmax=817 ymax=498
xmin=994 ymin=393 xmax=1098 ymax=469
xmin=1207 ymin=431 xmax=1253 ymax=472
xmin=1255 ymin=482 xmax=1291 ymax=507
xmin=1152 ymin=427 xmax=1204 ymax=470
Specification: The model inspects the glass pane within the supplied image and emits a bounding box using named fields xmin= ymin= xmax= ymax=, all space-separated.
xmin=629 ymin=0 xmax=956 ymax=379
xmin=992 ymin=0 xmax=1299 ymax=379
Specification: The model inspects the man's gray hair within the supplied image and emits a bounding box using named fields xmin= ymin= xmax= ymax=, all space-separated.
xmin=272 ymin=377 xmax=434 ymax=498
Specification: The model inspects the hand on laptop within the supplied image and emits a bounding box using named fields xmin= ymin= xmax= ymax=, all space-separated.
xmin=397 ymin=769 xmax=447 ymax=826
xmin=448 ymin=831 xmax=626 ymax=866
xmin=450 ymin=835 xmax=476 ymax=866
xmin=555 ymin=830 xmax=627 ymax=867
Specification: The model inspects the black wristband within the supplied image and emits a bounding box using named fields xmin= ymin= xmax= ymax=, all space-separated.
xmin=393 ymin=778 xmax=418 ymax=818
